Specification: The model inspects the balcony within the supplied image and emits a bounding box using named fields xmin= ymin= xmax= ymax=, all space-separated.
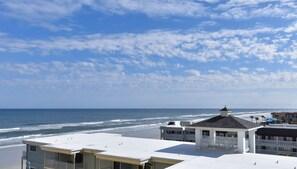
xmin=201 ymin=136 xmax=249 ymax=151
xmin=45 ymin=159 xmax=83 ymax=169
xmin=256 ymin=139 xmax=297 ymax=148
xmin=257 ymin=149 xmax=297 ymax=157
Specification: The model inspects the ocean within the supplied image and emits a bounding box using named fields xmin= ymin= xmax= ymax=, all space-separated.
xmin=0 ymin=108 xmax=290 ymax=148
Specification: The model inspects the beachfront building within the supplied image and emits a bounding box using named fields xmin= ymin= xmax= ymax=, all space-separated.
xmin=160 ymin=121 xmax=195 ymax=142
xmin=256 ymin=124 xmax=297 ymax=156
xmin=22 ymin=132 xmax=297 ymax=169
xmin=160 ymin=107 xmax=297 ymax=157
xmin=191 ymin=106 xmax=261 ymax=153
xmin=271 ymin=112 xmax=297 ymax=124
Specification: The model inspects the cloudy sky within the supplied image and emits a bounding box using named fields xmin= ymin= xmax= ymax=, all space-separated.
xmin=1 ymin=0 xmax=297 ymax=108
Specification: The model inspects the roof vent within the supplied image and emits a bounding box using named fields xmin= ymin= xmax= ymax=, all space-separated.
xmin=220 ymin=105 xmax=230 ymax=117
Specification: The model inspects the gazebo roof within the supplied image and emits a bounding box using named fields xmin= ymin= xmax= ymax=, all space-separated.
xmin=220 ymin=106 xmax=229 ymax=112
xmin=191 ymin=115 xmax=260 ymax=129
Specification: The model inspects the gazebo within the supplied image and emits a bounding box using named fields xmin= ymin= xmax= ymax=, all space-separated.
xmin=191 ymin=106 xmax=262 ymax=153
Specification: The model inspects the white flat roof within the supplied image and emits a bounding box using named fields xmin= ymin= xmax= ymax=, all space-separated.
xmin=166 ymin=153 xmax=297 ymax=169
xmin=23 ymin=133 xmax=297 ymax=169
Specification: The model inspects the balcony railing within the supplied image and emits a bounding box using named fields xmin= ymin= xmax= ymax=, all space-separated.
xmin=162 ymin=134 xmax=184 ymax=141
xmin=256 ymin=139 xmax=297 ymax=147
xmin=257 ymin=149 xmax=297 ymax=157
xmin=201 ymin=136 xmax=249 ymax=151
xmin=44 ymin=159 xmax=83 ymax=169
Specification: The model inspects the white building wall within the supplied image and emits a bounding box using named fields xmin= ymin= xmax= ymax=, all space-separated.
xmin=237 ymin=131 xmax=246 ymax=153
xmin=195 ymin=129 xmax=201 ymax=148
xmin=26 ymin=144 xmax=44 ymax=169
xmin=99 ymin=159 xmax=113 ymax=169
xmin=84 ymin=153 xmax=95 ymax=169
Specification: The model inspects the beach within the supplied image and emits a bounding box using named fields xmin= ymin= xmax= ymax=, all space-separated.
xmin=0 ymin=124 xmax=161 ymax=169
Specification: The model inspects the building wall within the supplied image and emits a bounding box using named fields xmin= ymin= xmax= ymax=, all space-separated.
xmin=84 ymin=153 xmax=96 ymax=169
xmin=99 ymin=159 xmax=113 ymax=169
xmin=26 ymin=144 xmax=44 ymax=169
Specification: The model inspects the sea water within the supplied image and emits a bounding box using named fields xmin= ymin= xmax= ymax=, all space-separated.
xmin=0 ymin=108 xmax=290 ymax=147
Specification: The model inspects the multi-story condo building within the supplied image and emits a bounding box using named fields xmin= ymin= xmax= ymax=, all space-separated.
xmin=22 ymin=107 xmax=297 ymax=169
xmin=160 ymin=107 xmax=297 ymax=157
xmin=271 ymin=112 xmax=297 ymax=124
xmin=256 ymin=124 xmax=297 ymax=156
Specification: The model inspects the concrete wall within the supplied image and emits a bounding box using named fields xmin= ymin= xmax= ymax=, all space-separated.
xmin=26 ymin=144 xmax=44 ymax=169
xmin=99 ymin=159 xmax=113 ymax=169
xmin=84 ymin=153 xmax=96 ymax=169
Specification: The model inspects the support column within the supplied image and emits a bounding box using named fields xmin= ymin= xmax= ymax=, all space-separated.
xmin=195 ymin=129 xmax=202 ymax=148
xmin=73 ymin=154 xmax=76 ymax=169
xmin=21 ymin=158 xmax=23 ymax=169
xmin=238 ymin=131 xmax=246 ymax=153
xmin=249 ymin=130 xmax=256 ymax=153
xmin=210 ymin=129 xmax=216 ymax=145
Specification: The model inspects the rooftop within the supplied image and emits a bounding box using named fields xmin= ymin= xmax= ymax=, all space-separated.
xmin=256 ymin=124 xmax=297 ymax=137
xmin=191 ymin=115 xmax=260 ymax=129
xmin=23 ymin=133 xmax=297 ymax=169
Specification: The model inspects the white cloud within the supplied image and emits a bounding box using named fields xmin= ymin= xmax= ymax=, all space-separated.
xmin=185 ymin=69 xmax=201 ymax=77
xmin=255 ymin=68 xmax=266 ymax=72
xmin=2 ymin=61 xmax=297 ymax=93
xmin=239 ymin=67 xmax=249 ymax=72
xmin=0 ymin=25 xmax=291 ymax=62
xmin=95 ymin=0 xmax=207 ymax=17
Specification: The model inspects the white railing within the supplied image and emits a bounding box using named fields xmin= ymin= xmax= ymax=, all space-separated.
xmin=257 ymin=149 xmax=297 ymax=157
xmin=202 ymin=136 xmax=238 ymax=147
xmin=45 ymin=159 xmax=75 ymax=169
xmin=184 ymin=135 xmax=195 ymax=142
xmin=256 ymin=139 xmax=297 ymax=147
xmin=163 ymin=134 xmax=184 ymax=141
xmin=256 ymin=149 xmax=277 ymax=155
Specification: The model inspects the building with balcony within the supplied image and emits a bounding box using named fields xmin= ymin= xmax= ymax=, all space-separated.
xmin=191 ymin=106 xmax=261 ymax=153
xmin=160 ymin=121 xmax=195 ymax=142
xmin=22 ymin=132 xmax=297 ymax=169
xmin=160 ymin=108 xmax=297 ymax=157
xmin=271 ymin=112 xmax=297 ymax=124
xmin=256 ymin=124 xmax=297 ymax=156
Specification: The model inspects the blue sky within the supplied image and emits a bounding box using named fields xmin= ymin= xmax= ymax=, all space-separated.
xmin=1 ymin=0 xmax=297 ymax=108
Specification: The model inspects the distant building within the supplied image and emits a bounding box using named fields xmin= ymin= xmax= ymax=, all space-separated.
xmin=271 ymin=112 xmax=297 ymax=124
xmin=161 ymin=107 xmax=297 ymax=157
xmin=256 ymin=124 xmax=297 ymax=156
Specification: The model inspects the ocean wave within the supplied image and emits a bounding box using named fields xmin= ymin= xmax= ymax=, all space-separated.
xmin=0 ymin=134 xmax=45 ymax=146
xmin=0 ymin=127 xmax=21 ymax=133
xmin=0 ymin=123 xmax=163 ymax=147
xmin=0 ymin=116 xmax=172 ymax=134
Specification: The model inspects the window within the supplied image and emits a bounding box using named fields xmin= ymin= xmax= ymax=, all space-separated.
xmin=114 ymin=162 xmax=120 ymax=169
xmin=202 ymin=130 xmax=209 ymax=136
xmin=29 ymin=145 xmax=37 ymax=152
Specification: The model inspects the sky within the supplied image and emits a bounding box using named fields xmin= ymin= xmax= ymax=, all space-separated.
xmin=1 ymin=0 xmax=297 ymax=108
